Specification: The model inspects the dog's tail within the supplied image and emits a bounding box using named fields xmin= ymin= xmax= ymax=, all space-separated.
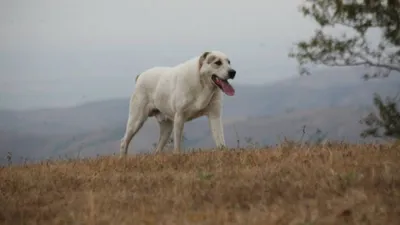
xmin=135 ymin=73 xmax=141 ymax=83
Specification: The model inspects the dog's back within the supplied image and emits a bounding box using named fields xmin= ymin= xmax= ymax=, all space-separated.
xmin=134 ymin=57 xmax=199 ymax=94
xmin=134 ymin=66 xmax=172 ymax=91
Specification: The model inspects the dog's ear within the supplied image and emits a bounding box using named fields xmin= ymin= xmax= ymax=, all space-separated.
xmin=206 ymin=55 xmax=216 ymax=64
xmin=199 ymin=51 xmax=210 ymax=69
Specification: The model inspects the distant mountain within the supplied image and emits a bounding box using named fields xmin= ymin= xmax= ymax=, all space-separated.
xmin=194 ymin=106 xmax=376 ymax=149
xmin=1 ymin=67 xmax=399 ymax=164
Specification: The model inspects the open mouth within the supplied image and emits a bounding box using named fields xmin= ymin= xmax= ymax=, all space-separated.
xmin=211 ymin=75 xmax=235 ymax=96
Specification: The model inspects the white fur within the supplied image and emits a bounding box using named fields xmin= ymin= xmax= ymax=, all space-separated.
xmin=119 ymin=50 xmax=235 ymax=157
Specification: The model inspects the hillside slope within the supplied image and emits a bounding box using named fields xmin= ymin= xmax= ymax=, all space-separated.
xmin=1 ymin=144 xmax=400 ymax=225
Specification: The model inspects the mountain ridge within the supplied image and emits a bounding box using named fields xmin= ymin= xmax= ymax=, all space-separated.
xmin=1 ymin=68 xmax=399 ymax=164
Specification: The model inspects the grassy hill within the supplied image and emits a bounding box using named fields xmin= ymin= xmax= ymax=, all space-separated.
xmin=1 ymin=143 xmax=400 ymax=225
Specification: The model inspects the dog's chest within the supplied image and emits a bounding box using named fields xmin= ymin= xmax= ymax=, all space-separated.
xmin=184 ymin=91 xmax=216 ymax=120
xmin=195 ymin=92 xmax=214 ymax=108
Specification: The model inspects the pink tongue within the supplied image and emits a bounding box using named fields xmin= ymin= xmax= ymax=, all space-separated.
xmin=219 ymin=80 xmax=235 ymax=96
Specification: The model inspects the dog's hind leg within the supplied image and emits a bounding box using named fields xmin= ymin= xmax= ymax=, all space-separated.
xmin=120 ymin=94 xmax=149 ymax=158
xmin=154 ymin=118 xmax=173 ymax=153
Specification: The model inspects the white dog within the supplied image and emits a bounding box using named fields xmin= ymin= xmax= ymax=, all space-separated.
xmin=120 ymin=50 xmax=236 ymax=157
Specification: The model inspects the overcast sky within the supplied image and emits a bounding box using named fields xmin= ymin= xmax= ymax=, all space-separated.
xmin=0 ymin=0 xmax=317 ymax=110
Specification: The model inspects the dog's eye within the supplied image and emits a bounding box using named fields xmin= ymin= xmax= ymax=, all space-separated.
xmin=215 ymin=60 xmax=222 ymax=66
xmin=227 ymin=59 xmax=231 ymax=64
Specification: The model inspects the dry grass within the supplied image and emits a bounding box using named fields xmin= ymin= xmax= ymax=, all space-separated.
xmin=1 ymin=143 xmax=400 ymax=225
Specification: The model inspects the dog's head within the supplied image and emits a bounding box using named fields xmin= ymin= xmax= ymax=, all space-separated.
xmin=198 ymin=51 xmax=236 ymax=96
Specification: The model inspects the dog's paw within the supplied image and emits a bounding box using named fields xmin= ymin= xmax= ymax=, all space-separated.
xmin=172 ymin=149 xmax=182 ymax=155
xmin=216 ymin=145 xmax=228 ymax=151
xmin=119 ymin=152 xmax=127 ymax=159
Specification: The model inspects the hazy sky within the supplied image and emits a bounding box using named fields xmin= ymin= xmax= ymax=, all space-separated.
xmin=0 ymin=0 xmax=317 ymax=110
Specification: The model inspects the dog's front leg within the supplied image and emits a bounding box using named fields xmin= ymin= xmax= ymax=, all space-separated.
xmin=208 ymin=113 xmax=226 ymax=149
xmin=173 ymin=112 xmax=185 ymax=154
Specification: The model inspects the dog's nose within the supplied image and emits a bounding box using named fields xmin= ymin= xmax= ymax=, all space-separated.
xmin=228 ymin=69 xmax=236 ymax=79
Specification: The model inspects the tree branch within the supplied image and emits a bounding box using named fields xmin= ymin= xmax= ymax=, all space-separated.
xmin=356 ymin=53 xmax=400 ymax=72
